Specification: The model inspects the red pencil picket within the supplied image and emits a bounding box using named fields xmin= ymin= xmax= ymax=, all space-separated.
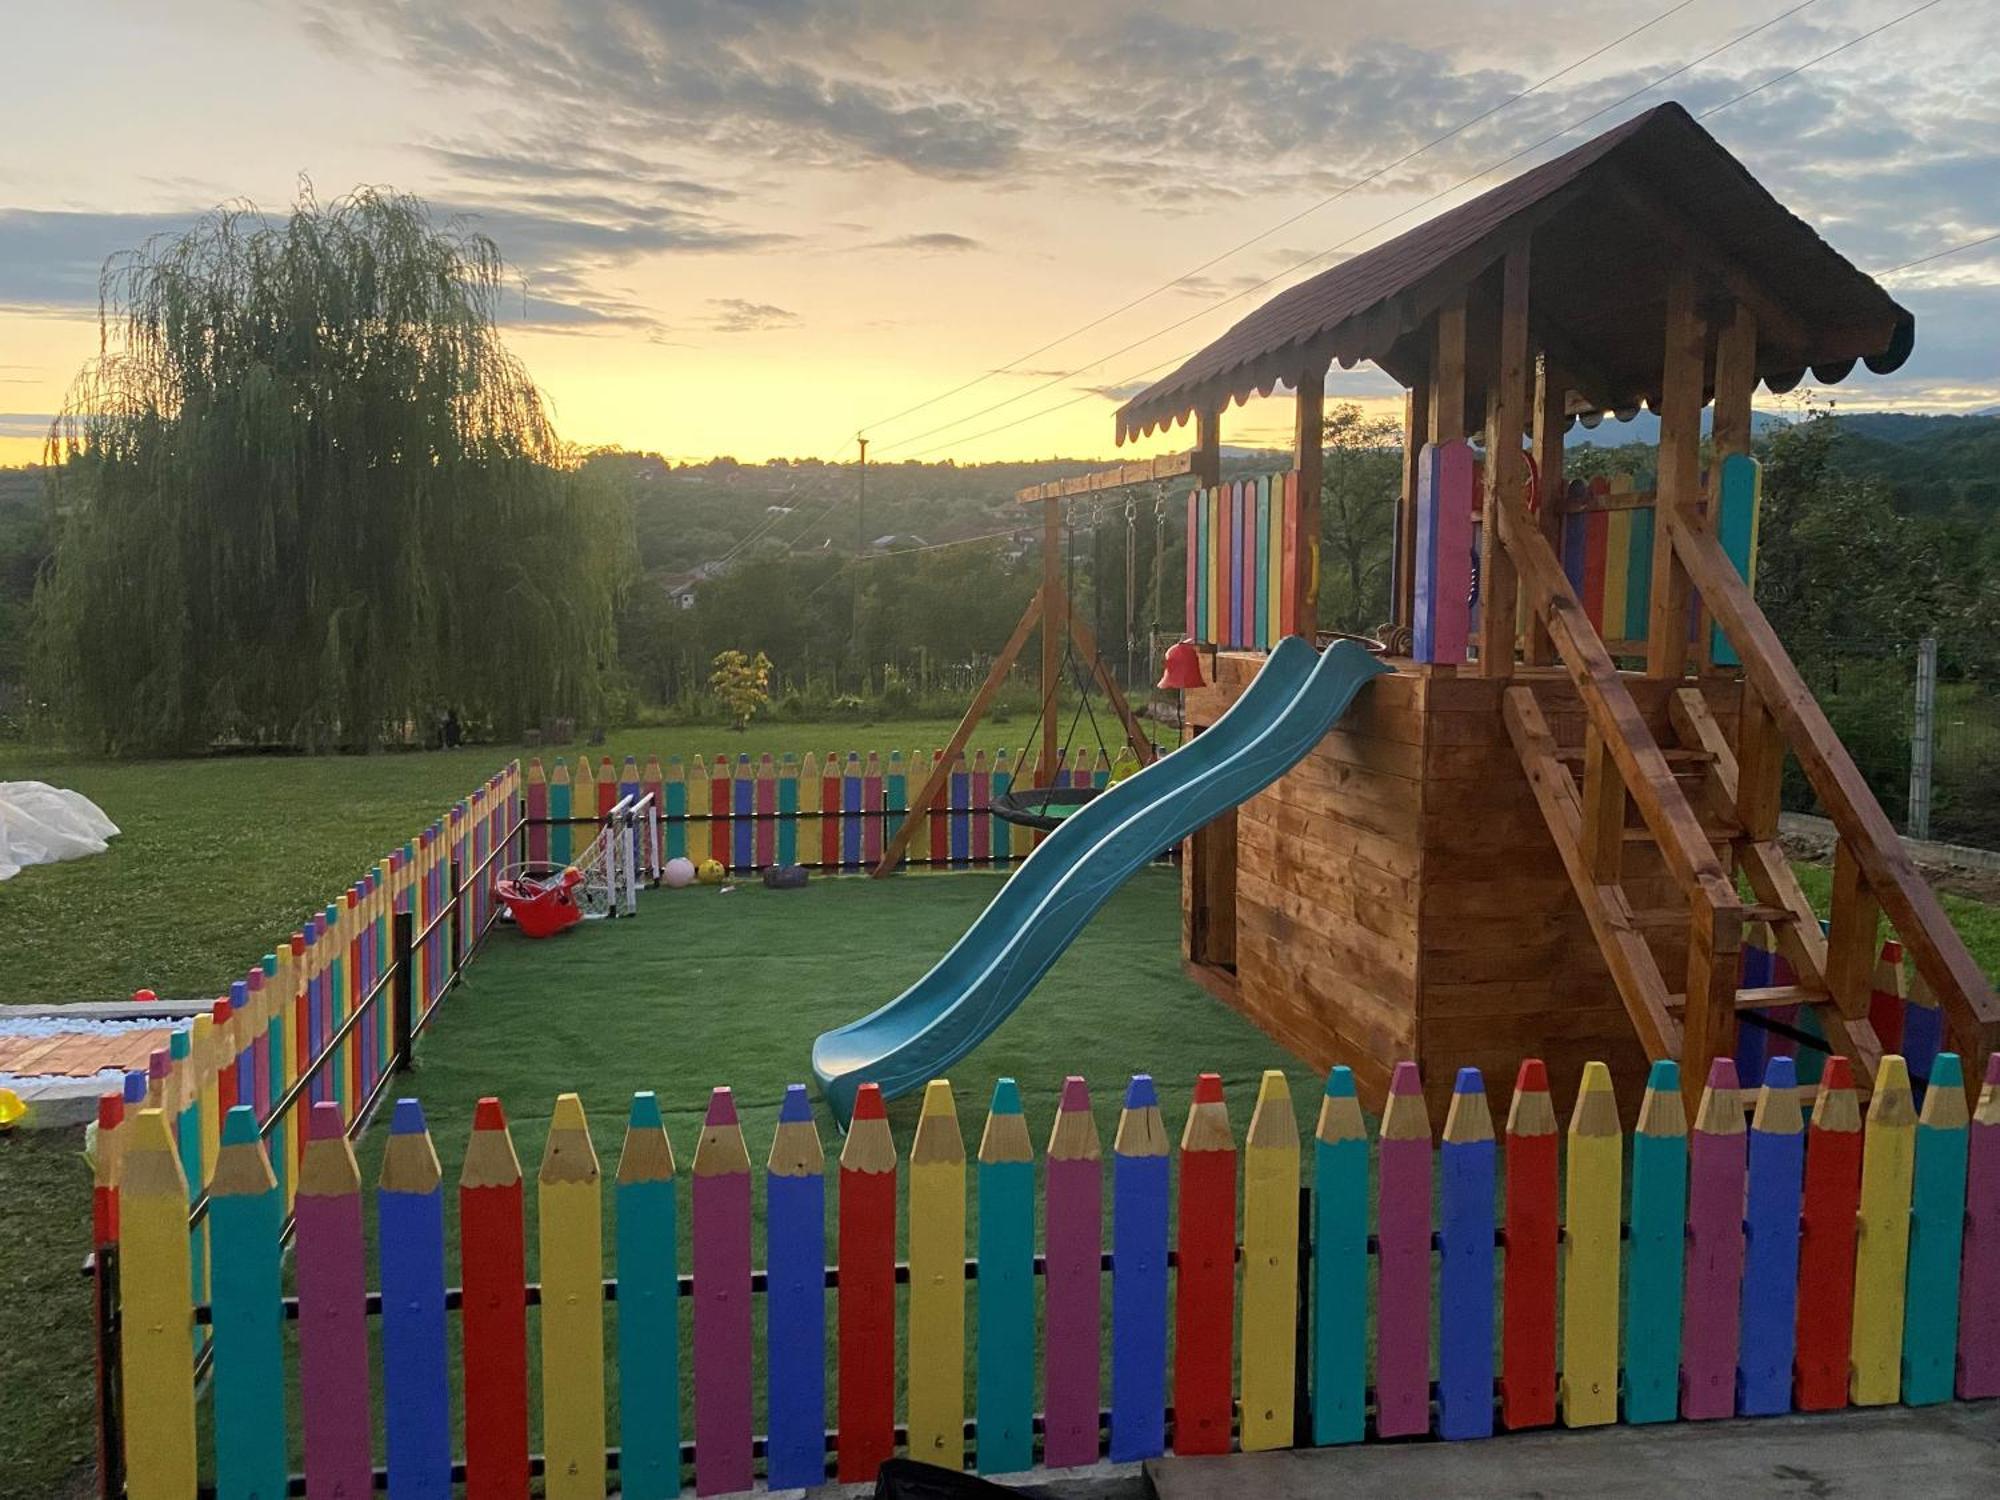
xmin=1794 ymin=1058 xmax=1863 ymax=1410
xmin=1173 ymin=1074 xmax=1234 ymax=1454
xmin=459 ymin=1098 xmax=530 ymax=1498
xmin=1501 ymin=1059 xmax=1558 ymax=1429
xmin=838 ymin=1084 xmax=897 ymax=1482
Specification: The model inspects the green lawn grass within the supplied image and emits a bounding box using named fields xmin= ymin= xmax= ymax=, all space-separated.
xmin=0 ymin=715 xmax=1107 ymax=1006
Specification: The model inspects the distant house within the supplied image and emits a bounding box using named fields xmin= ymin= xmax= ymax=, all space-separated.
xmin=660 ymin=573 xmax=701 ymax=609
xmin=870 ymin=533 xmax=928 ymax=551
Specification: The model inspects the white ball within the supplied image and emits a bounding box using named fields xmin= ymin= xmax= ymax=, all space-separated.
xmin=662 ymin=856 xmax=697 ymax=889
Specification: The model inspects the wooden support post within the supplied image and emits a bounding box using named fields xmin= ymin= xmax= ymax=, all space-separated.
xmin=1525 ymin=358 xmax=1566 ymax=666
xmin=1647 ymin=266 xmax=1706 ymax=679
xmin=1040 ymin=498 xmax=1063 ymax=792
xmin=1476 ymin=247 xmax=1529 ymax=676
xmin=1430 ymin=295 xmax=1469 ymax=444
xmin=1734 ymin=683 xmax=1784 ymax=841
xmin=1826 ymin=841 xmax=1882 ymax=1025
xmin=1703 ymin=303 xmax=1758 ymax=673
xmin=1580 ymin=725 xmax=1625 ymax=882
xmin=1395 ymin=382 xmax=1429 ymax=633
xmin=1682 ymin=898 xmax=1744 ymax=1118
xmin=1193 ymin=409 xmax=1222 ymax=488
xmin=1292 ymin=365 xmax=1325 ymax=638
xmin=872 ymin=589 xmax=1045 ymax=877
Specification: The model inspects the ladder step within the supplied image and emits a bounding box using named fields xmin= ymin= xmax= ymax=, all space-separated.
xmin=1554 ymin=746 xmax=1716 ymax=765
xmin=1623 ymin=820 xmax=1743 ymax=844
xmin=1666 ymin=985 xmax=1831 ymax=1012
xmin=1630 ymin=902 xmax=1799 ymax=934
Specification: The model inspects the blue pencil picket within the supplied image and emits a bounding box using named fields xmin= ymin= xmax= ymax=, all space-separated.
xmin=1738 ymin=1057 xmax=1805 ymax=1416
xmin=1437 ymin=1067 xmax=1495 ymax=1440
xmin=766 ymin=1085 xmax=828 ymax=1488
xmin=1110 ymin=1075 xmax=1170 ymax=1462
xmin=377 ymin=1099 xmax=451 ymax=1499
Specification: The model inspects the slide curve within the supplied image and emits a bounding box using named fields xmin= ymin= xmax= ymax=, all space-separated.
xmin=811 ymin=637 xmax=1389 ymax=1125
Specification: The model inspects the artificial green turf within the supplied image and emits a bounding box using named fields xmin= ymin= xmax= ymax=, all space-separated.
xmin=0 ymin=716 xmax=1127 ymax=1006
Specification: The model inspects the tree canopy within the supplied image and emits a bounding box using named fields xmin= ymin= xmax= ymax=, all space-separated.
xmin=33 ymin=185 xmax=629 ymax=754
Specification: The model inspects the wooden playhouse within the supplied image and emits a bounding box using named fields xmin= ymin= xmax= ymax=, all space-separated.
xmin=1113 ymin=103 xmax=1997 ymax=1122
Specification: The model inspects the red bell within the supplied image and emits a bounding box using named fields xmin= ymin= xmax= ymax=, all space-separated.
xmin=1158 ymin=639 xmax=1206 ymax=690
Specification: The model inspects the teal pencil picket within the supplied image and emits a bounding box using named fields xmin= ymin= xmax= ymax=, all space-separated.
xmin=208 ymin=1107 xmax=285 ymax=1500
xmin=1624 ymin=1061 xmax=1687 ymax=1423
xmin=1903 ymin=1053 xmax=1969 ymax=1405
xmin=976 ymin=1079 xmax=1035 ymax=1474
xmin=1312 ymin=1067 xmax=1367 ymax=1444
xmin=617 ymin=1092 xmax=681 ymax=1499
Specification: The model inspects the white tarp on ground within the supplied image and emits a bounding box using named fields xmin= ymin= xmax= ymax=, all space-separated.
xmin=0 ymin=781 xmax=120 ymax=881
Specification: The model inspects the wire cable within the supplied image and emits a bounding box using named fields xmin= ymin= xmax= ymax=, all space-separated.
xmin=854 ymin=0 xmax=1702 ymax=440
xmin=1877 ymin=229 xmax=2000 ymax=278
xmin=875 ymin=0 xmax=1830 ymax=458
xmin=1694 ymin=0 xmax=1946 ymax=118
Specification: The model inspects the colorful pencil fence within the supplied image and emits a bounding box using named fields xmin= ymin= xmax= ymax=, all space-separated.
xmin=1186 ymin=471 xmax=1298 ymax=649
xmin=572 ymin=746 xmax=1129 ymax=875
xmin=103 ymin=1053 xmax=1998 ymax=1498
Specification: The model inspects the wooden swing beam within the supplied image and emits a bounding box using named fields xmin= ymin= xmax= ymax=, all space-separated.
xmin=870 ymin=460 xmax=1183 ymax=877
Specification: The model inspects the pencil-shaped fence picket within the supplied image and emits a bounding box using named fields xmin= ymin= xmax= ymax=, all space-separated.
xmin=524 ymin=747 xmax=1117 ymax=878
xmin=101 ymin=1052 xmax=2000 ymax=1499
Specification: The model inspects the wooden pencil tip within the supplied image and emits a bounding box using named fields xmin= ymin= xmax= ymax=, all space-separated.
xmin=1059 ymin=1075 xmax=1090 ymax=1111
xmin=1255 ymin=1069 xmax=1291 ymax=1104
xmin=1123 ymin=1074 xmax=1158 ymax=1109
xmin=1929 ymin=1052 xmax=1963 ymax=1092
xmin=779 ymin=1084 xmax=814 ymax=1123
xmin=1389 ymin=1059 xmax=1422 ymax=1095
xmin=920 ymin=1080 xmax=956 ymax=1118
xmin=1452 ymin=1066 xmax=1484 ymax=1096
xmin=1323 ymin=1065 xmax=1356 ymax=1099
xmin=852 ymin=1083 xmax=886 ymax=1121
xmin=550 ymin=1092 xmax=589 ymax=1130
xmin=1821 ymin=1056 xmax=1854 ymax=1091
xmin=1760 ymin=1055 xmax=1797 ymax=1091
xmin=628 ymin=1091 xmax=663 ymax=1128
xmin=1192 ymin=1071 xmax=1224 ymax=1104
xmin=1578 ymin=1060 xmax=1613 ymax=1093
xmin=1645 ymin=1059 xmax=1680 ymax=1093
xmin=309 ymin=1100 xmax=346 ymax=1140
xmin=221 ymin=1104 xmax=260 ymax=1145
xmin=989 ymin=1078 xmax=1023 ymax=1115
xmin=1515 ymin=1058 xmax=1549 ymax=1093
xmin=1705 ymin=1057 xmax=1740 ymax=1091
xmin=473 ymin=1096 xmax=507 ymax=1130
xmin=705 ymin=1086 xmax=739 ymax=1126
xmin=1875 ymin=1055 xmax=1912 ymax=1094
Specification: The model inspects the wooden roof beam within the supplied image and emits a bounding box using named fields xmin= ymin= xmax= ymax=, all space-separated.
xmin=1015 ymin=450 xmax=1193 ymax=504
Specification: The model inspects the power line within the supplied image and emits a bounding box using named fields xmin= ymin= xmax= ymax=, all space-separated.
xmin=1877 ymin=229 xmax=2000 ymax=278
xmin=853 ymin=0 xmax=1701 ymax=441
xmin=1695 ymin=0 xmax=1946 ymax=117
xmin=876 ymin=0 xmax=1830 ymax=459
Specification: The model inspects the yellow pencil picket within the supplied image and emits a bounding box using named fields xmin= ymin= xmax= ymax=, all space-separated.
xmin=119 ymin=1109 xmax=198 ymax=1500
xmin=1239 ymin=1070 xmax=1299 ymax=1450
xmin=1850 ymin=1055 xmax=1916 ymax=1405
xmin=539 ymin=1092 xmax=607 ymax=1497
xmin=1561 ymin=1061 xmax=1621 ymax=1426
xmin=907 ymin=1080 xmax=967 ymax=1465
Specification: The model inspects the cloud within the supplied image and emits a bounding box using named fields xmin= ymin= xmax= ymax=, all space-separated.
xmin=863 ymin=232 xmax=984 ymax=254
xmin=0 ymin=413 xmax=56 ymax=440
xmin=702 ymin=298 xmax=800 ymax=333
xmin=0 ymin=209 xmax=205 ymax=311
xmin=1084 ymin=379 xmax=1155 ymax=402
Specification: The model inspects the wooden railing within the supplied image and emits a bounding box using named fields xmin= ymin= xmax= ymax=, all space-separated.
xmin=1672 ymin=514 xmax=2000 ymax=1072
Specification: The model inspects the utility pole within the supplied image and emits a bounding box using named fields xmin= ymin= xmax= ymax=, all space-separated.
xmin=852 ymin=435 xmax=868 ymax=691
xmin=1910 ymin=632 xmax=1937 ymax=840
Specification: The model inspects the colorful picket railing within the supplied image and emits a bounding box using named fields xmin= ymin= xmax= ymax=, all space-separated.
xmin=525 ymin=748 xmax=1113 ymax=876
xmin=103 ymin=1051 xmax=2000 ymax=1499
xmin=1413 ymin=449 xmax=1763 ymax=666
xmin=1737 ymin=928 xmax=1950 ymax=1098
xmin=1186 ymin=471 xmax=1299 ymax=651
xmin=86 ymin=764 xmax=522 ymax=1497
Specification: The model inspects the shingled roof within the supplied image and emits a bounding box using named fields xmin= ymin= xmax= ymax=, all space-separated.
xmin=1115 ymin=103 xmax=1914 ymax=443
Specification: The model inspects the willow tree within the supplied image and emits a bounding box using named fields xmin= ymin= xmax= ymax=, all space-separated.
xmin=34 ymin=186 xmax=629 ymax=753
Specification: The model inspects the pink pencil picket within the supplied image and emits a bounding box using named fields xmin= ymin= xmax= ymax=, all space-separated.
xmin=1375 ymin=1061 xmax=1433 ymax=1437
xmin=294 ymin=1101 xmax=373 ymax=1499
xmin=1044 ymin=1077 xmax=1103 ymax=1467
xmin=692 ymin=1087 xmax=754 ymax=1496
xmin=1681 ymin=1060 xmax=1746 ymax=1419
xmin=1962 ymin=1054 xmax=2000 ymax=1398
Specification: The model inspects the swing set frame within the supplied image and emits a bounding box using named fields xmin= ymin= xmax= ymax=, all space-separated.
xmin=868 ymin=451 xmax=1190 ymax=877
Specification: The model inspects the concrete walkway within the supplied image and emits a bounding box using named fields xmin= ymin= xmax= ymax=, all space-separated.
xmin=1145 ymin=1403 xmax=2000 ymax=1499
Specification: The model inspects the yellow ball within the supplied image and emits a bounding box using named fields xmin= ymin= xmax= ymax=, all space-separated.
xmin=698 ymin=858 xmax=726 ymax=884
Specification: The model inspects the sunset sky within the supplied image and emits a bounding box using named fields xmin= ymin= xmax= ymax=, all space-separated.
xmin=2 ymin=0 xmax=1996 ymax=467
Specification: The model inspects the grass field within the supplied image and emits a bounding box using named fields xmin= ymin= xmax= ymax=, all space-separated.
xmin=0 ymin=716 xmax=1097 ymax=1006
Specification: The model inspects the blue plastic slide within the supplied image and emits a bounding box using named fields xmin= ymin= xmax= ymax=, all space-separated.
xmin=811 ymin=637 xmax=1389 ymax=1124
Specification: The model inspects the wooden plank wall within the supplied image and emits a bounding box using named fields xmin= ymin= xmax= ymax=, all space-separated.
xmin=1185 ymin=656 xmax=1738 ymax=1122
